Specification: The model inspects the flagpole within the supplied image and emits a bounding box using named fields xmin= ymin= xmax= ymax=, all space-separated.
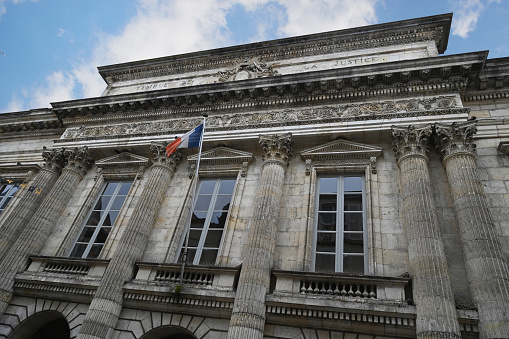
xmin=180 ymin=115 xmax=207 ymax=285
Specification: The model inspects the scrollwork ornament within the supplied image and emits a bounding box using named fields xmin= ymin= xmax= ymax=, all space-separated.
xmin=434 ymin=121 xmax=477 ymax=160
xmin=64 ymin=146 xmax=94 ymax=178
xmin=391 ymin=124 xmax=433 ymax=164
xmin=259 ymin=133 xmax=293 ymax=167
xmin=42 ymin=147 xmax=66 ymax=175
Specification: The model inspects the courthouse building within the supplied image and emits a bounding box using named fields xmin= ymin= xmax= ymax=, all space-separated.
xmin=1 ymin=13 xmax=509 ymax=339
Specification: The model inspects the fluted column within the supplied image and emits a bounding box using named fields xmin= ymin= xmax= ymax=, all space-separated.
xmin=0 ymin=148 xmax=66 ymax=258
xmin=435 ymin=121 xmax=509 ymax=338
xmin=228 ymin=133 xmax=292 ymax=339
xmin=392 ymin=125 xmax=461 ymax=339
xmin=77 ymin=144 xmax=182 ymax=339
xmin=0 ymin=147 xmax=94 ymax=316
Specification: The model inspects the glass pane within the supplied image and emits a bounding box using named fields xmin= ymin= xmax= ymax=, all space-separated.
xmin=86 ymin=211 xmax=102 ymax=226
xmin=87 ymin=244 xmax=103 ymax=259
xmin=315 ymin=253 xmax=335 ymax=273
xmin=77 ymin=227 xmax=95 ymax=243
xmin=319 ymin=178 xmax=338 ymax=194
xmin=70 ymin=243 xmax=87 ymax=258
xmin=214 ymin=195 xmax=231 ymax=210
xmin=0 ymin=185 xmax=10 ymax=196
xmin=199 ymin=249 xmax=219 ymax=265
xmin=218 ymin=180 xmax=236 ymax=194
xmin=94 ymin=196 xmax=111 ymax=210
xmin=204 ymin=230 xmax=223 ymax=248
xmin=103 ymin=182 xmax=118 ymax=195
xmin=319 ymin=194 xmax=336 ymax=211
xmin=185 ymin=249 xmax=196 ymax=264
xmin=344 ymin=177 xmax=362 ymax=192
xmin=188 ymin=229 xmax=202 ymax=247
xmin=344 ymin=213 xmax=363 ymax=231
xmin=344 ymin=233 xmax=364 ymax=253
xmin=117 ymin=182 xmax=132 ymax=195
xmin=344 ymin=194 xmax=362 ymax=211
xmin=191 ymin=212 xmax=207 ymax=229
xmin=194 ymin=195 xmax=212 ymax=211
xmin=9 ymin=186 xmax=18 ymax=195
xmin=102 ymin=211 xmax=119 ymax=226
xmin=199 ymin=180 xmax=216 ymax=194
xmin=95 ymin=227 xmax=111 ymax=243
xmin=0 ymin=197 xmax=11 ymax=210
xmin=110 ymin=196 xmax=127 ymax=210
xmin=316 ymin=232 xmax=335 ymax=252
xmin=317 ymin=213 xmax=336 ymax=231
xmin=343 ymin=255 xmax=364 ymax=274
xmin=210 ymin=211 xmax=227 ymax=228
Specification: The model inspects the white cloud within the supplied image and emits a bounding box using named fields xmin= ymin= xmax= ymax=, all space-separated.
xmin=451 ymin=0 xmax=500 ymax=38
xmin=0 ymin=0 xmax=38 ymax=20
xmin=57 ymin=28 xmax=65 ymax=38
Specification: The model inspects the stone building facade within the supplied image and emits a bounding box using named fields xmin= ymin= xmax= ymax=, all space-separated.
xmin=0 ymin=13 xmax=508 ymax=339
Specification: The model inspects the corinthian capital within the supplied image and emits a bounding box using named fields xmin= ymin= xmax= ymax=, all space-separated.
xmin=150 ymin=142 xmax=182 ymax=172
xmin=434 ymin=121 xmax=477 ymax=160
xmin=42 ymin=148 xmax=66 ymax=175
xmin=392 ymin=124 xmax=433 ymax=163
xmin=64 ymin=147 xmax=94 ymax=178
xmin=259 ymin=133 xmax=293 ymax=167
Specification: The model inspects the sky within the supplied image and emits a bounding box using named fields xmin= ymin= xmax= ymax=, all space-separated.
xmin=0 ymin=0 xmax=507 ymax=113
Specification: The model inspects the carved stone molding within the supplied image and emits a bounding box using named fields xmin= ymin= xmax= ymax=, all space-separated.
xmin=434 ymin=121 xmax=477 ymax=161
xmin=392 ymin=125 xmax=433 ymax=164
xmin=150 ymin=142 xmax=182 ymax=172
xmin=95 ymin=152 xmax=151 ymax=179
xmin=260 ymin=133 xmax=293 ymax=167
xmin=187 ymin=147 xmax=254 ymax=178
xmin=42 ymin=148 xmax=67 ymax=175
xmin=218 ymin=58 xmax=279 ymax=82
xmin=63 ymin=147 xmax=95 ymax=178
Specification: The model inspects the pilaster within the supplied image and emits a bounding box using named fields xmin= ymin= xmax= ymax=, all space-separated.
xmin=435 ymin=121 xmax=509 ymax=338
xmin=227 ymin=133 xmax=292 ymax=339
xmin=76 ymin=143 xmax=182 ymax=339
xmin=392 ymin=125 xmax=461 ymax=339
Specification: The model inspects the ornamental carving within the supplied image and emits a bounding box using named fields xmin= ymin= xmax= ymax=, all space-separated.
xmin=42 ymin=148 xmax=66 ymax=175
xmin=434 ymin=121 xmax=477 ymax=159
xmin=392 ymin=125 xmax=433 ymax=163
xmin=187 ymin=147 xmax=254 ymax=178
xmin=150 ymin=142 xmax=182 ymax=172
xmin=63 ymin=147 xmax=94 ymax=178
xmin=95 ymin=152 xmax=151 ymax=179
xmin=259 ymin=133 xmax=293 ymax=167
xmin=218 ymin=58 xmax=279 ymax=82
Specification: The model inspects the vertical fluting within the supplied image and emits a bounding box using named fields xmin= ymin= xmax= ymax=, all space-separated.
xmin=0 ymin=147 xmax=93 ymax=317
xmin=392 ymin=125 xmax=461 ymax=339
xmin=436 ymin=121 xmax=509 ymax=338
xmin=228 ymin=134 xmax=292 ymax=339
xmin=77 ymin=144 xmax=182 ymax=339
xmin=0 ymin=148 xmax=66 ymax=258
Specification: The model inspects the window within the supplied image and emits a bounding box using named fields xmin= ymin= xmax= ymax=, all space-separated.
xmin=183 ymin=178 xmax=235 ymax=265
xmin=0 ymin=184 xmax=18 ymax=214
xmin=70 ymin=181 xmax=132 ymax=258
xmin=313 ymin=176 xmax=366 ymax=274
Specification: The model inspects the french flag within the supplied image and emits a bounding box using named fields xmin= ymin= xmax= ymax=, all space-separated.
xmin=166 ymin=124 xmax=204 ymax=157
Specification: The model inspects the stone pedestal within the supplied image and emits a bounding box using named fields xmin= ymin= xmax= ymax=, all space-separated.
xmin=0 ymin=148 xmax=66 ymax=258
xmin=76 ymin=144 xmax=182 ymax=339
xmin=392 ymin=125 xmax=461 ymax=339
xmin=0 ymin=147 xmax=93 ymax=317
xmin=228 ymin=134 xmax=292 ymax=339
xmin=435 ymin=121 xmax=509 ymax=338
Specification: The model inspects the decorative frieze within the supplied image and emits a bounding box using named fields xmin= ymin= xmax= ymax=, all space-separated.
xmin=218 ymin=58 xmax=279 ymax=82
xmin=392 ymin=124 xmax=433 ymax=163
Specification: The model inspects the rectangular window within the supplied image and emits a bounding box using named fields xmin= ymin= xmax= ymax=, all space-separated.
xmin=0 ymin=184 xmax=18 ymax=214
xmin=313 ymin=176 xmax=366 ymax=274
xmin=183 ymin=178 xmax=235 ymax=265
xmin=70 ymin=181 xmax=133 ymax=259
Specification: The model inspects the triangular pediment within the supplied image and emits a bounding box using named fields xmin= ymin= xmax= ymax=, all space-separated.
xmin=188 ymin=147 xmax=254 ymax=163
xmin=96 ymin=152 xmax=150 ymax=168
xmin=301 ymin=139 xmax=383 ymax=160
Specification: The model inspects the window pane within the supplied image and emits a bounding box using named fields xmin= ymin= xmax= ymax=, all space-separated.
xmin=315 ymin=253 xmax=335 ymax=273
xmin=218 ymin=180 xmax=236 ymax=194
xmin=110 ymin=196 xmax=127 ymax=210
xmin=102 ymin=211 xmax=119 ymax=226
xmin=77 ymin=227 xmax=95 ymax=243
xmin=344 ymin=233 xmax=364 ymax=253
xmin=199 ymin=249 xmax=219 ymax=265
xmin=70 ymin=244 xmax=87 ymax=258
xmin=319 ymin=178 xmax=337 ymax=194
xmin=95 ymin=227 xmax=111 ymax=243
xmin=214 ymin=195 xmax=231 ymax=210
xmin=317 ymin=213 xmax=336 ymax=231
xmin=94 ymin=196 xmax=111 ymax=210
xmin=87 ymin=244 xmax=103 ymax=259
xmin=209 ymin=211 xmax=227 ymax=228
xmin=184 ymin=249 xmax=196 ymax=264
xmin=316 ymin=232 xmax=336 ymax=252
xmin=318 ymin=195 xmax=336 ymax=211
xmin=103 ymin=182 xmax=119 ymax=195
xmin=117 ymin=182 xmax=132 ymax=195
xmin=343 ymin=255 xmax=364 ymax=274
xmin=199 ymin=180 xmax=216 ymax=194
xmin=194 ymin=195 xmax=212 ymax=211
xmin=344 ymin=177 xmax=362 ymax=192
xmin=344 ymin=213 xmax=363 ymax=231
xmin=0 ymin=197 xmax=12 ymax=210
xmin=204 ymin=230 xmax=223 ymax=248
xmin=0 ymin=185 xmax=11 ymax=196
xmin=191 ymin=212 xmax=207 ymax=229
xmin=86 ymin=211 xmax=102 ymax=226
xmin=188 ymin=230 xmax=202 ymax=247
xmin=344 ymin=194 xmax=362 ymax=211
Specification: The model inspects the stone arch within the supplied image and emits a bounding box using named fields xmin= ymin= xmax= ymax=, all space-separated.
xmin=8 ymin=310 xmax=70 ymax=339
xmin=139 ymin=325 xmax=197 ymax=339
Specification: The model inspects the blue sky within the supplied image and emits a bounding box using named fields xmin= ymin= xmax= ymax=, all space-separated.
xmin=0 ymin=0 xmax=507 ymax=113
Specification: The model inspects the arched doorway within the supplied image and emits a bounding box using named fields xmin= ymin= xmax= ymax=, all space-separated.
xmin=140 ymin=326 xmax=197 ymax=339
xmin=9 ymin=311 xmax=70 ymax=339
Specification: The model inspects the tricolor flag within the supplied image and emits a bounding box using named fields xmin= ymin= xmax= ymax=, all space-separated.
xmin=166 ymin=124 xmax=204 ymax=157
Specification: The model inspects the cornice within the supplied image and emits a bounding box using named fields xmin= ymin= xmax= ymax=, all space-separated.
xmin=464 ymin=57 xmax=509 ymax=102
xmin=0 ymin=108 xmax=63 ymax=136
xmin=97 ymin=14 xmax=452 ymax=84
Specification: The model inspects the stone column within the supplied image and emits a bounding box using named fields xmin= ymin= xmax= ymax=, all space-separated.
xmin=228 ymin=133 xmax=292 ymax=339
xmin=0 ymin=147 xmax=93 ymax=317
xmin=77 ymin=144 xmax=182 ymax=339
xmin=435 ymin=121 xmax=509 ymax=338
xmin=0 ymin=148 xmax=66 ymax=258
xmin=392 ymin=125 xmax=461 ymax=339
